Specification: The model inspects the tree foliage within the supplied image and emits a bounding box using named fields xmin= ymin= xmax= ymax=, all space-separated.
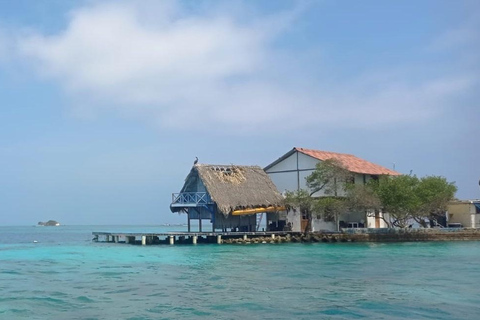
xmin=285 ymin=157 xmax=457 ymax=230
xmin=314 ymin=197 xmax=348 ymax=222
xmin=416 ymin=176 xmax=458 ymax=219
xmin=305 ymin=159 xmax=351 ymax=196
xmin=284 ymin=189 xmax=314 ymax=214
xmin=284 ymin=189 xmax=315 ymax=232
xmin=370 ymin=175 xmax=420 ymax=228
xmin=368 ymin=175 xmax=457 ymax=228
xmin=285 ymin=159 xmax=351 ymax=231
xmin=345 ymin=184 xmax=382 ymax=213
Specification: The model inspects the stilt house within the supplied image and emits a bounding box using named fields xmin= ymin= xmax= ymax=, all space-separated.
xmin=170 ymin=164 xmax=285 ymax=232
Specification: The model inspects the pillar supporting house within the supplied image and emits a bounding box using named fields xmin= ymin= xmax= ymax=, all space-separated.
xmin=171 ymin=192 xmax=216 ymax=232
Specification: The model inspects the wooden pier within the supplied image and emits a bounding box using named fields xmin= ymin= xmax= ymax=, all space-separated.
xmin=92 ymin=231 xmax=294 ymax=245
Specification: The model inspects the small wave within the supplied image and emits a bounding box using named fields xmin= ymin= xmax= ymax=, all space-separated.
xmin=76 ymin=296 xmax=95 ymax=303
xmin=0 ymin=270 xmax=22 ymax=275
xmin=4 ymin=308 xmax=29 ymax=315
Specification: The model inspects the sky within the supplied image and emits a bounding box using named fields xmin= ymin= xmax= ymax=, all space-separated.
xmin=0 ymin=0 xmax=478 ymax=226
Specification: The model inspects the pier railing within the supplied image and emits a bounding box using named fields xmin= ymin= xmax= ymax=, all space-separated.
xmin=171 ymin=192 xmax=213 ymax=207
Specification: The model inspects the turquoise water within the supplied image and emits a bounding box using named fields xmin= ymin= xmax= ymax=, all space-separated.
xmin=1 ymin=226 xmax=480 ymax=319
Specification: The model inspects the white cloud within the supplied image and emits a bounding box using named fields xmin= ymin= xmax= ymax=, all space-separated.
xmin=8 ymin=0 xmax=477 ymax=132
xmin=429 ymin=12 xmax=480 ymax=52
xmin=0 ymin=28 xmax=14 ymax=63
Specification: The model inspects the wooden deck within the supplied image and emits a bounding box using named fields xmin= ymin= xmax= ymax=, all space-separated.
xmin=92 ymin=231 xmax=295 ymax=245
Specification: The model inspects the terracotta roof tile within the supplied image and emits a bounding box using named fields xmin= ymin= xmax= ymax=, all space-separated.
xmin=296 ymin=147 xmax=400 ymax=176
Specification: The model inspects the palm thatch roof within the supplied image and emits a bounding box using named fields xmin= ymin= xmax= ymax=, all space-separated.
xmin=185 ymin=164 xmax=284 ymax=216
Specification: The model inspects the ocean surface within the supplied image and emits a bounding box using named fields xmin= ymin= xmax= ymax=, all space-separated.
xmin=1 ymin=225 xmax=480 ymax=320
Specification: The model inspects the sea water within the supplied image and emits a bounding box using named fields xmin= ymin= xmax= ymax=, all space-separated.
xmin=1 ymin=226 xmax=480 ymax=320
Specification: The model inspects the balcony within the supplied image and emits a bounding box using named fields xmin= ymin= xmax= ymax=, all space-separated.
xmin=171 ymin=192 xmax=213 ymax=208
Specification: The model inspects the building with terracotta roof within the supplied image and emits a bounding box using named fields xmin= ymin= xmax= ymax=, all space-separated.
xmin=264 ymin=147 xmax=401 ymax=232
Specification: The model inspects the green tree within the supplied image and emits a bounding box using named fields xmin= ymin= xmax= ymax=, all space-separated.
xmin=306 ymin=159 xmax=352 ymax=196
xmin=370 ymin=175 xmax=420 ymax=228
xmin=284 ymin=189 xmax=315 ymax=232
xmin=314 ymin=197 xmax=348 ymax=228
xmin=287 ymin=159 xmax=457 ymax=230
xmin=369 ymin=175 xmax=457 ymax=228
xmin=285 ymin=159 xmax=352 ymax=232
xmin=345 ymin=184 xmax=384 ymax=226
xmin=346 ymin=184 xmax=382 ymax=212
xmin=414 ymin=176 xmax=457 ymax=226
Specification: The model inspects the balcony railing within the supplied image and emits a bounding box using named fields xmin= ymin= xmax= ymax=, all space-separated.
xmin=171 ymin=192 xmax=213 ymax=207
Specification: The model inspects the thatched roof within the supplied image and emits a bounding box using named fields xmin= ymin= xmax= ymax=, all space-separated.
xmin=185 ymin=164 xmax=284 ymax=216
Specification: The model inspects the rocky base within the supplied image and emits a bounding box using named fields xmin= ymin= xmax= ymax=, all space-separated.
xmin=221 ymin=229 xmax=480 ymax=244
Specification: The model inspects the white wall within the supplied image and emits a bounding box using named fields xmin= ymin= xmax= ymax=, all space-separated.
xmin=285 ymin=209 xmax=301 ymax=232
xmin=311 ymin=219 xmax=336 ymax=232
xmin=365 ymin=210 xmax=388 ymax=228
xmin=297 ymin=152 xmax=319 ymax=170
xmin=447 ymin=203 xmax=476 ymax=228
xmin=266 ymin=151 xmax=321 ymax=193
xmin=268 ymin=171 xmax=298 ymax=194
xmin=266 ymin=152 xmax=298 ymax=172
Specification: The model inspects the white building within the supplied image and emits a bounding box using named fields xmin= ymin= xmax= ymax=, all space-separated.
xmin=264 ymin=147 xmax=401 ymax=232
xmin=447 ymin=200 xmax=480 ymax=228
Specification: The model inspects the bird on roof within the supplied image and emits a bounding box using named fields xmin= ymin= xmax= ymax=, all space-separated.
xmin=194 ymin=157 xmax=198 ymax=165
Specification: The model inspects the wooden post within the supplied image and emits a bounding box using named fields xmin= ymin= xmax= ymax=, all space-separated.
xmin=217 ymin=235 xmax=222 ymax=244
xmin=141 ymin=235 xmax=146 ymax=246
xmin=192 ymin=235 xmax=197 ymax=244
xmin=271 ymin=234 xmax=276 ymax=239
xmin=169 ymin=236 xmax=174 ymax=245
xmin=199 ymin=219 xmax=202 ymax=232
xmin=243 ymin=234 xmax=248 ymax=240
xmin=188 ymin=214 xmax=191 ymax=232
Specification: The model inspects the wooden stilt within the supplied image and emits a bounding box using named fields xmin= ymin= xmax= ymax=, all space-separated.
xmin=141 ymin=236 xmax=146 ymax=245
xmin=192 ymin=235 xmax=197 ymax=244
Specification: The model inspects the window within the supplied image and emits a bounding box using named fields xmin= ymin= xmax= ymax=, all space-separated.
xmin=474 ymin=203 xmax=480 ymax=214
xmin=346 ymin=175 xmax=355 ymax=184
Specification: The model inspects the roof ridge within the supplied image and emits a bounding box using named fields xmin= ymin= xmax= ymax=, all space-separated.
xmin=196 ymin=164 xmax=261 ymax=167
xmin=295 ymin=147 xmax=355 ymax=157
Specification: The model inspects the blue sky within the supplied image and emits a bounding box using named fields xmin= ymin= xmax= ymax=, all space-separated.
xmin=0 ymin=0 xmax=478 ymax=226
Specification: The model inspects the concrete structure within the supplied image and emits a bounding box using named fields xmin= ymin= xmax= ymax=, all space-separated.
xmin=264 ymin=147 xmax=400 ymax=232
xmin=447 ymin=200 xmax=480 ymax=228
xmin=92 ymin=229 xmax=480 ymax=244
xmin=92 ymin=231 xmax=290 ymax=245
